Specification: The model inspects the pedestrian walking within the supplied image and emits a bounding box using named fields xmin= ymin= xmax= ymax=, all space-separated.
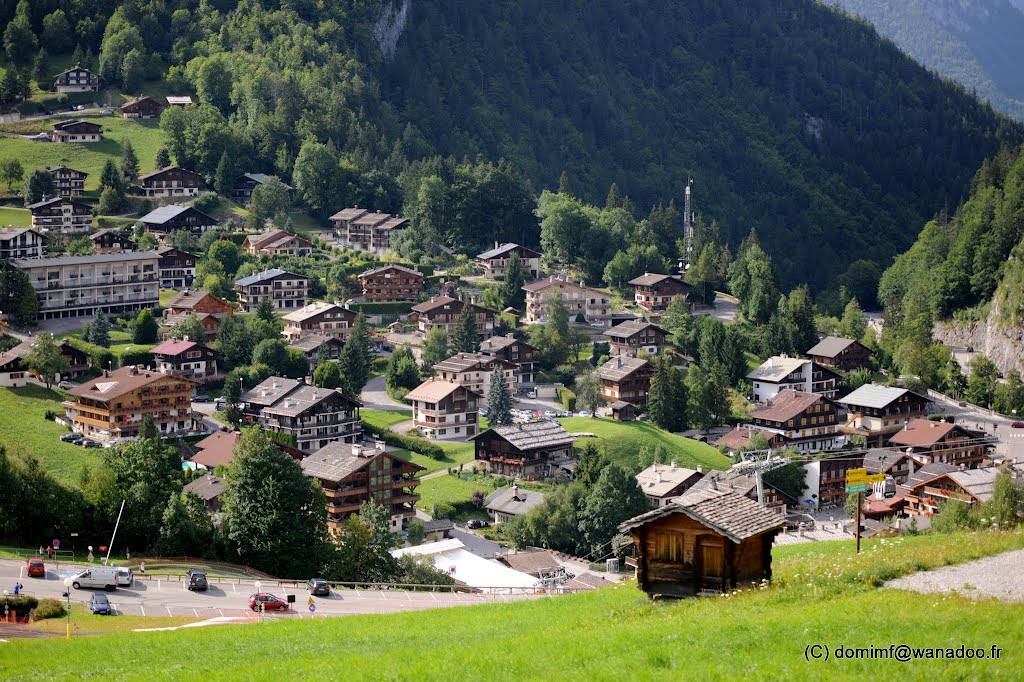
xmin=13 ymin=582 xmax=21 ymax=595
xmin=140 ymin=561 xmax=145 ymax=574
xmin=46 ymin=546 xmax=52 ymax=559
xmin=126 ymin=548 xmax=131 ymax=561
xmin=38 ymin=546 xmax=43 ymax=556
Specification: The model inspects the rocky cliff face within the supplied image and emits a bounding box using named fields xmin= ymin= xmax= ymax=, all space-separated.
xmin=374 ymin=0 xmax=411 ymax=62
xmin=933 ymin=296 xmax=1024 ymax=376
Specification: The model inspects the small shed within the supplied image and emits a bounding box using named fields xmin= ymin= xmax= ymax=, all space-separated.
xmin=618 ymin=488 xmax=786 ymax=599
xmin=610 ymin=400 xmax=635 ymax=421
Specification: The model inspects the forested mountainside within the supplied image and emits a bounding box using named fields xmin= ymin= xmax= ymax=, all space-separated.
xmin=2 ymin=1 xmax=1023 ymax=292
xmin=837 ymin=0 xmax=1024 ymax=121
xmin=380 ymin=0 xmax=1023 ymax=290
xmin=879 ymin=144 xmax=1024 ymax=373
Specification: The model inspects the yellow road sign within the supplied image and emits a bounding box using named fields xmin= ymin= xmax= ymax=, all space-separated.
xmin=846 ymin=473 xmax=887 ymax=485
xmin=845 ymin=468 xmax=867 ymax=481
xmin=308 ymin=596 xmax=314 ymax=605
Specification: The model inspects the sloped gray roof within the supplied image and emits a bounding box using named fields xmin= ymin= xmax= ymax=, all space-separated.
xmin=240 ymin=376 xmax=301 ymax=408
xmin=476 ymin=242 xmax=541 ymax=260
xmin=618 ymin=488 xmax=786 ymax=542
xmin=806 ymin=335 xmax=856 ymax=358
xmin=863 ymin=448 xmax=910 ymax=474
xmin=183 ymin=474 xmax=224 ymax=502
xmin=596 ymin=355 xmax=649 ymax=382
xmin=603 ymin=319 xmax=668 ymax=339
xmin=261 ymin=385 xmax=359 ymax=417
xmin=140 ymin=204 xmax=218 ymax=226
xmin=234 ymin=268 xmax=306 ymax=287
xmin=746 ymin=356 xmax=808 ymax=383
xmin=301 ymin=442 xmax=424 ymax=483
xmin=484 ymin=487 xmax=545 ymax=516
xmin=474 ymin=421 xmax=576 ymax=453
xmin=12 ymin=251 xmax=160 ymax=269
xmin=289 ymin=333 xmax=344 ymax=353
xmin=838 ymin=383 xmax=929 ymax=409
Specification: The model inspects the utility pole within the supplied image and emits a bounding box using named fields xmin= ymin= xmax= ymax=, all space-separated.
xmin=855 ymin=491 xmax=862 ymax=554
xmin=680 ymin=177 xmax=695 ymax=272
xmin=105 ymin=499 xmax=126 ymax=566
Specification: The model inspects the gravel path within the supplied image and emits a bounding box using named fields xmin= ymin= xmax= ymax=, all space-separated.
xmin=885 ymin=548 xmax=1024 ymax=602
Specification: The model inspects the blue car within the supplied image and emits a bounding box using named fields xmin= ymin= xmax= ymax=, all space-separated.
xmin=89 ymin=593 xmax=112 ymax=615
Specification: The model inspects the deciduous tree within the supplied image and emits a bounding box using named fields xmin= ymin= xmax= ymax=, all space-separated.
xmin=24 ymin=334 xmax=69 ymax=389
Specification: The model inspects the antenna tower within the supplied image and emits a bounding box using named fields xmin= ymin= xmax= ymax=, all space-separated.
xmin=681 ymin=177 xmax=694 ymax=271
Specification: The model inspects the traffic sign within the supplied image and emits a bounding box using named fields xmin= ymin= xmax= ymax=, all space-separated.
xmin=308 ymin=603 xmax=316 ymax=613
xmin=845 ymin=483 xmax=868 ymax=494
xmin=308 ymin=596 xmax=314 ymax=606
xmin=52 ymin=539 xmax=60 ymax=549
xmin=846 ymin=468 xmax=885 ymax=485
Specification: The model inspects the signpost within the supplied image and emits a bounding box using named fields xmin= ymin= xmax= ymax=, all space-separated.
xmin=845 ymin=469 xmax=887 ymax=554
xmin=309 ymin=604 xmax=316 ymax=613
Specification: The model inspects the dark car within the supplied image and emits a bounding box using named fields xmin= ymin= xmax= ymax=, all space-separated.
xmin=26 ymin=558 xmax=45 ymax=577
xmin=466 ymin=519 xmax=489 ymax=529
xmin=60 ymin=432 xmax=80 ymax=442
xmin=248 ymin=592 xmax=288 ymax=611
xmin=82 ymin=440 xmax=102 ymax=448
xmin=186 ymin=569 xmax=208 ymax=591
xmin=306 ymin=578 xmax=330 ymax=596
xmin=193 ymin=395 xmax=212 ymax=403
xmin=89 ymin=593 xmax=112 ymax=615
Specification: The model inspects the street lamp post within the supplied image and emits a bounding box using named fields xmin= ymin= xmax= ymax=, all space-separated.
xmin=63 ymin=578 xmax=73 ymax=638
xmin=253 ymin=580 xmax=262 ymax=622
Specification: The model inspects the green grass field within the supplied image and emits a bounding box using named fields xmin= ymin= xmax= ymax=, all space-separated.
xmin=29 ymin=604 xmax=199 ymax=636
xmin=415 ymin=473 xmax=496 ymax=513
xmin=2 ymin=530 xmax=1021 ymax=679
xmin=361 ymin=409 xmax=476 ymax=474
xmin=0 ymin=385 xmax=102 ymax=488
xmin=0 ymin=206 xmax=31 ymax=227
xmin=0 ymin=116 xmax=165 ymax=191
xmin=558 ymin=416 xmax=731 ymax=472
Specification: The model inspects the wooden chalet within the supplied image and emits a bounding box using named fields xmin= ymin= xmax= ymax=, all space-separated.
xmin=243 ymin=229 xmax=313 ymax=257
xmin=903 ymin=465 xmax=1003 ymax=516
xmin=596 ymin=355 xmax=652 ymax=406
xmin=53 ymin=65 xmax=99 ymax=93
xmin=235 ymin=268 xmax=309 ymax=313
xmin=475 ymin=242 xmax=542 ymax=279
xmin=183 ymin=474 xmax=225 ymax=513
xmin=240 ymin=378 xmax=362 ymax=453
xmin=603 ymin=320 xmax=669 ymax=357
xmin=162 ymin=289 xmax=233 ymax=339
xmin=479 ymin=334 xmax=538 ymax=386
xmin=689 ymin=469 xmax=795 ymax=516
xmin=627 ymin=272 xmax=693 ymax=312
xmin=232 ymin=173 xmax=292 ymax=205
xmin=887 ymin=418 xmax=990 ymax=469
xmin=807 ymin=453 xmax=866 ymax=509
xmin=140 ymin=205 xmax=219 ymax=235
xmin=432 ymin=352 xmax=518 ymax=395
xmin=747 ymin=355 xmax=840 ymax=404
xmin=28 ymin=197 xmax=92 ymax=233
xmin=748 ymin=389 xmax=844 ymax=452
xmin=46 ymin=165 xmax=87 ymax=196
xmin=302 ymin=441 xmax=424 ymax=533
xmin=150 ymin=339 xmax=219 ymax=381
xmin=138 ymin=166 xmax=202 ymax=198
xmin=473 ymin=421 xmax=577 ymax=480
xmin=89 ymin=229 xmax=133 ymax=254
xmin=610 ymin=400 xmax=636 ymax=421
xmin=838 ymin=384 xmax=931 ymax=448
xmin=51 ymin=120 xmax=103 ymax=143
xmin=635 ymin=461 xmax=705 ymax=508
xmin=714 ymin=426 xmax=788 ymax=454
xmin=10 ymin=339 xmax=90 ymax=380
xmin=484 ymin=485 xmax=546 ymax=523
xmin=282 ymin=302 xmax=356 ymax=341
xmin=863 ymin=448 xmax=915 ymax=485
xmin=289 ymin=333 xmax=345 ymax=364
xmin=330 ymin=207 xmax=410 ymax=255
xmin=807 ymin=336 xmax=872 ymax=372
xmin=0 ymin=352 xmax=28 ymax=388
xmin=0 ymin=227 xmax=46 ymax=260
xmin=120 ymin=95 xmax=164 ymax=119
xmin=410 ymin=296 xmax=496 ymax=340
xmin=620 ymin=489 xmax=786 ymax=598
xmin=406 ymin=379 xmax=481 ymax=441
xmin=166 ymin=96 xmax=193 ymax=107
xmin=155 ymin=247 xmax=198 ymax=289
xmin=357 ymin=264 xmax=424 ymax=303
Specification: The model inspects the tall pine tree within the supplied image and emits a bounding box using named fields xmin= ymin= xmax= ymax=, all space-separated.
xmin=452 ymin=303 xmax=479 ymax=353
xmin=487 ymin=366 xmax=513 ymax=426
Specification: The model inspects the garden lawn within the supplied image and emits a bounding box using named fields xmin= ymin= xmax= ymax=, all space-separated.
xmin=160 ymin=289 xmax=181 ymax=306
xmin=558 ymin=416 xmax=730 ymax=472
xmin=2 ymin=530 xmax=1022 ymax=680
xmin=0 ymin=385 xmax=102 ymax=488
xmin=414 ymin=474 xmax=497 ymax=514
xmin=0 ymin=116 xmax=164 ymax=191
xmin=0 ymin=206 xmax=31 ymax=227
xmin=360 ymin=409 xmax=410 ymax=430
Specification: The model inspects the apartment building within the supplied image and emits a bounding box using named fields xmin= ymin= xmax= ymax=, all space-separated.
xmin=747 ymin=355 xmax=841 ymax=404
xmin=281 ymin=302 xmax=356 ymax=341
xmin=28 ymin=197 xmax=93 ymax=233
xmin=747 ymin=389 xmax=845 ymax=452
xmin=330 ymin=207 xmax=409 ymax=255
xmin=64 ymin=365 xmax=196 ymax=443
xmin=0 ymin=228 xmax=46 ymax=260
xmin=12 ymin=252 xmax=160 ymax=321
xmin=242 ymin=229 xmax=313 ymax=257
xmin=302 ymin=441 xmax=424 ymax=534
xmin=357 ymin=264 xmax=424 ymax=302
xmin=596 ymin=355 xmax=653 ymax=406
xmin=405 ymin=379 xmax=482 ymax=441
xmin=410 ymin=296 xmax=496 ymax=340
xmin=155 ymin=247 xmax=197 ymax=289
xmin=627 ymin=272 xmax=693 ymax=312
xmin=475 ymin=243 xmax=542 ymax=279
xmin=479 ymin=334 xmax=538 ymax=387
xmin=837 ymin=384 xmax=931 ymax=448
xmin=46 ymin=166 xmax=88 ymax=196
xmin=138 ymin=166 xmax=203 ymax=199
xmin=522 ymin=276 xmax=611 ymax=323
xmin=234 ymin=268 xmax=308 ymax=313
xmin=53 ymin=64 xmax=100 ymax=92
xmin=240 ymin=377 xmax=362 ymax=453
xmin=603 ymin=320 xmax=669 ymax=357
xmin=888 ymin=418 xmax=990 ymax=469
xmin=431 ymin=352 xmax=518 ymax=395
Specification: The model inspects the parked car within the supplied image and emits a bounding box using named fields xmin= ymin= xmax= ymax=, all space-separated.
xmin=193 ymin=395 xmax=212 ymax=403
xmin=26 ymin=558 xmax=45 ymax=578
xmin=577 ymin=410 xmax=591 ymax=417
xmin=82 ymin=439 xmax=102 ymax=448
xmin=466 ymin=519 xmax=489 ymax=529
xmin=58 ymin=380 xmax=74 ymax=389
xmin=1012 ymin=421 xmax=1024 ymax=429
xmin=306 ymin=578 xmax=330 ymax=596
xmin=89 ymin=593 xmax=112 ymax=615
xmin=249 ymin=592 xmax=288 ymax=611
xmin=214 ymin=397 xmax=226 ymax=409
xmin=60 ymin=432 xmax=81 ymax=442
xmin=115 ymin=566 xmax=133 ymax=587
xmin=186 ymin=569 xmax=208 ymax=591
xmin=32 ymin=132 xmax=50 ymax=140
xmin=74 ymin=104 xmax=87 ymax=111
xmin=543 ymin=410 xmax=556 ymax=417
xmin=526 ymin=391 xmax=537 ymax=399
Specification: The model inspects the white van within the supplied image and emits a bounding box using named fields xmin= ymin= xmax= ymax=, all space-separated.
xmin=71 ymin=568 xmax=118 ymax=591
xmin=115 ymin=567 xmax=133 ymax=587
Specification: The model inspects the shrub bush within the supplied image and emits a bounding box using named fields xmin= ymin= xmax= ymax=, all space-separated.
xmin=8 ymin=595 xmax=39 ymax=617
xmin=432 ymin=501 xmax=456 ymax=519
xmin=34 ymin=598 xmax=66 ymax=620
xmin=556 ymin=386 xmax=576 ymax=412
xmin=119 ymin=349 xmax=154 ymax=367
xmin=361 ymin=422 xmax=446 ymax=460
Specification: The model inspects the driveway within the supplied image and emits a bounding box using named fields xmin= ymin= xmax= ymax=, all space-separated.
xmin=692 ymin=293 xmax=738 ymax=324
xmin=360 ymin=375 xmax=409 ymax=411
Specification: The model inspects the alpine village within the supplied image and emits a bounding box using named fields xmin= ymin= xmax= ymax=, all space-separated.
xmin=0 ymin=1 xmax=1023 ymax=679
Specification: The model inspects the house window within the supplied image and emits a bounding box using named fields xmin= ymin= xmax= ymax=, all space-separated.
xmin=653 ymin=531 xmax=685 ymax=562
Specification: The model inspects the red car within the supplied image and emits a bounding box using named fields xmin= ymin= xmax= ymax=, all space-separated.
xmin=248 ymin=593 xmax=288 ymax=612
xmin=1011 ymin=421 xmax=1024 ymax=429
xmin=26 ymin=558 xmax=45 ymax=578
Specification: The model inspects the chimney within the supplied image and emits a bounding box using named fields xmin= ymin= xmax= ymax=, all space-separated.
xmin=655 ymin=471 xmax=662 ymax=483
xmin=374 ymin=438 xmax=386 ymax=451
xmin=511 ymin=483 xmax=520 ymax=500
xmin=616 ymin=356 xmax=622 ymax=368
xmin=671 ymin=459 xmax=677 ymax=469
xmin=697 ymin=465 xmax=703 ymax=474
xmin=352 ymin=444 xmax=363 ymax=457
xmin=495 ymin=240 xmax=499 ymax=249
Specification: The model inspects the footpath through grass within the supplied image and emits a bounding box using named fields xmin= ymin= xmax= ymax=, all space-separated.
xmin=0 ymin=385 xmax=101 ymax=488
xmin=2 ymin=530 xmax=1022 ymax=680
xmin=559 ymin=416 xmax=731 ymax=472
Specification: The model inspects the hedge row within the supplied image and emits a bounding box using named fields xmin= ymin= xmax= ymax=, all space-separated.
xmin=557 ymin=386 xmax=577 ymax=412
xmin=362 ymin=421 xmax=446 ymax=460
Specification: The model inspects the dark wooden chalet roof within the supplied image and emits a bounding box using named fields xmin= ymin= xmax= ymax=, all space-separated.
xmin=618 ymin=488 xmax=787 ymax=542
xmin=473 ymin=421 xmax=576 ymax=452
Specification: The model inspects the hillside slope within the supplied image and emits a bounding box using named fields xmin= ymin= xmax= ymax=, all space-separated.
xmin=380 ymin=0 xmax=1023 ymax=289
xmin=837 ymin=0 xmax=1024 ymax=121
xmin=2 ymin=531 xmax=1022 ymax=679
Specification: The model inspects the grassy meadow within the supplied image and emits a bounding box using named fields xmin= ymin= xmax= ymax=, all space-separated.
xmin=0 ymin=116 xmax=164 ymax=192
xmin=0 ymin=206 xmax=31 ymax=227
xmin=1 ymin=530 xmax=1021 ymax=679
xmin=0 ymin=385 xmax=102 ymax=488
xmin=558 ymin=416 xmax=731 ymax=472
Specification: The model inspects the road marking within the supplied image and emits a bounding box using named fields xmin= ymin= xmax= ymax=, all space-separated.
xmin=140 ymin=606 xmax=145 ymax=616
xmin=166 ymin=607 xmax=173 ymax=616
xmin=183 ymin=582 xmax=188 ymax=591
xmin=232 ymin=584 xmax=236 ymax=593
xmin=157 ymin=580 xmax=161 ymax=591
xmin=380 ymin=591 xmax=387 ymax=600
xmin=217 ymin=609 xmax=223 ymax=617
xmin=430 ymin=592 xmax=436 ymax=601
xmin=193 ymin=609 xmax=199 ymax=617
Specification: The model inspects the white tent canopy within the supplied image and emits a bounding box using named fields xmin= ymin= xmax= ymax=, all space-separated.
xmin=392 ymin=539 xmax=538 ymax=592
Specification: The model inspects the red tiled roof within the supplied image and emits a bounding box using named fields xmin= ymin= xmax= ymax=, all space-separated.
xmin=150 ymin=339 xmax=200 ymax=356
